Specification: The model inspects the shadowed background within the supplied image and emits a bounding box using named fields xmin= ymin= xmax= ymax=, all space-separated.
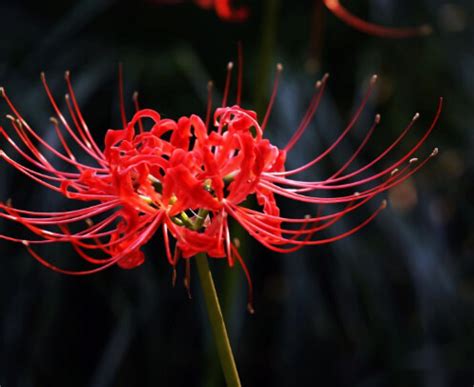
xmin=0 ymin=0 xmax=473 ymax=386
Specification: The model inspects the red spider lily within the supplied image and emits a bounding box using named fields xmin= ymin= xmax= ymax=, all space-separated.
xmin=0 ymin=62 xmax=441 ymax=312
xmin=322 ymin=0 xmax=432 ymax=38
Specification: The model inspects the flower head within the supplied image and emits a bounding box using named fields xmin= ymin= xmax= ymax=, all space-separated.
xmin=0 ymin=62 xmax=441 ymax=311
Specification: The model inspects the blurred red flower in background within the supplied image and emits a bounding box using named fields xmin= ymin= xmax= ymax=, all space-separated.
xmin=322 ymin=0 xmax=432 ymax=38
xmin=152 ymin=0 xmax=248 ymax=22
xmin=194 ymin=0 xmax=248 ymax=22
xmin=188 ymin=0 xmax=433 ymax=38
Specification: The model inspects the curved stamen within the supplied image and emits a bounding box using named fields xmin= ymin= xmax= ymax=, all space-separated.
xmin=283 ymin=73 xmax=329 ymax=152
xmin=261 ymin=63 xmax=284 ymax=132
xmin=281 ymin=74 xmax=377 ymax=173
xmin=323 ymin=0 xmax=432 ymax=38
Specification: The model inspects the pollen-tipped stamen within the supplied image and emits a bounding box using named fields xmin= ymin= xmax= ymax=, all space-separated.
xmin=261 ymin=63 xmax=284 ymax=132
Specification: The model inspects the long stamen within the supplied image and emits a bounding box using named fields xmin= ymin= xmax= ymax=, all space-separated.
xmin=222 ymin=61 xmax=233 ymax=108
xmin=118 ymin=63 xmax=127 ymax=128
xmin=230 ymin=243 xmax=254 ymax=314
xmin=329 ymin=113 xmax=380 ymax=179
xmin=163 ymin=223 xmax=175 ymax=265
xmin=132 ymin=91 xmax=144 ymax=134
xmin=64 ymin=71 xmax=105 ymax=159
xmin=284 ymin=73 xmax=329 ymax=152
xmin=41 ymin=73 xmax=106 ymax=164
xmin=22 ymin=211 xmax=163 ymax=274
xmin=1 ymin=88 xmax=104 ymax=172
xmin=260 ymin=146 xmax=438 ymax=205
xmin=224 ymin=212 xmax=234 ymax=267
xmin=184 ymin=258 xmax=192 ymax=299
xmin=225 ymin=199 xmax=388 ymax=252
xmin=276 ymin=98 xmax=442 ymax=190
xmin=64 ymin=94 xmax=95 ymax=153
xmin=23 ymin=242 xmax=122 ymax=275
xmin=284 ymin=74 xmax=377 ymax=170
xmin=50 ymin=117 xmax=77 ymax=162
xmin=3 ymin=117 xmax=55 ymax=170
xmin=261 ymin=63 xmax=283 ymax=131
xmin=206 ymin=81 xmax=214 ymax=129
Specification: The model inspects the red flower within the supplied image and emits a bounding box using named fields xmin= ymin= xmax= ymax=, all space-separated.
xmin=0 ymin=63 xmax=441 ymax=312
xmin=322 ymin=0 xmax=432 ymax=38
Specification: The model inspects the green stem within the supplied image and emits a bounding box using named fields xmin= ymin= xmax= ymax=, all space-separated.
xmin=195 ymin=253 xmax=241 ymax=387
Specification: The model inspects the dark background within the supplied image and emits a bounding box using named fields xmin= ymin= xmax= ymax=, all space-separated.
xmin=0 ymin=0 xmax=473 ymax=386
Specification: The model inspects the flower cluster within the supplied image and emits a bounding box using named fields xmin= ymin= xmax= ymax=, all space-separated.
xmin=0 ymin=64 xmax=441 ymax=309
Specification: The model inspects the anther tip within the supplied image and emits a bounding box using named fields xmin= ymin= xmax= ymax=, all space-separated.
xmin=304 ymin=214 xmax=311 ymax=219
xmin=247 ymin=303 xmax=255 ymax=314
xmin=0 ymin=87 xmax=5 ymax=97
xmin=233 ymin=237 xmax=241 ymax=248
xmin=409 ymin=157 xmax=419 ymax=164
xmin=207 ymin=80 xmax=214 ymax=89
xmin=391 ymin=168 xmax=399 ymax=176
xmin=431 ymin=147 xmax=439 ymax=157
xmin=370 ymin=74 xmax=378 ymax=84
xmin=374 ymin=114 xmax=381 ymax=124
xmin=21 ymin=240 xmax=29 ymax=246
xmin=315 ymin=74 xmax=328 ymax=88
xmin=132 ymin=91 xmax=139 ymax=100
xmin=65 ymin=93 xmax=70 ymax=100
xmin=381 ymin=200 xmax=388 ymax=209
xmin=40 ymin=72 xmax=45 ymax=80
xmin=413 ymin=112 xmax=420 ymax=120
xmin=64 ymin=70 xmax=70 ymax=79
xmin=227 ymin=61 xmax=234 ymax=70
xmin=276 ymin=63 xmax=283 ymax=72
xmin=49 ymin=117 xmax=59 ymax=124
xmin=85 ymin=218 xmax=93 ymax=227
